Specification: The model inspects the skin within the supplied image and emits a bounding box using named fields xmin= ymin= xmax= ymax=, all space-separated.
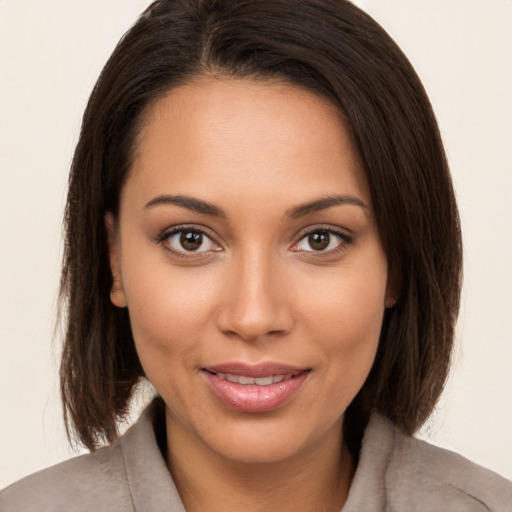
xmin=107 ymin=77 xmax=395 ymax=512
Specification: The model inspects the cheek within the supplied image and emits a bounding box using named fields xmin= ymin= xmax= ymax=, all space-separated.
xmin=121 ymin=254 xmax=221 ymax=367
xmin=301 ymin=261 xmax=388 ymax=346
xmin=305 ymin=293 xmax=384 ymax=422
xmin=124 ymin=270 xmax=220 ymax=410
xmin=297 ymin=256 xmax=387 ymax=394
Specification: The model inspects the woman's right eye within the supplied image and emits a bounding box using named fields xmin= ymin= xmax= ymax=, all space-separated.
xmin=162 ymin=229 xmax=220 ymax=254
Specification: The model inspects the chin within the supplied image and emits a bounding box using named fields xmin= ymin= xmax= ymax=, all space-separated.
xmin=209 ymin=430 xmax=311 ymax=465
xmin=193 ymin=411 xmax=344 ymax=466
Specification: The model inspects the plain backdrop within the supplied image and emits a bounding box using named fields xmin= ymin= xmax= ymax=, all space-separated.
xmin=1 ymin=0 xmax=511 ymax=489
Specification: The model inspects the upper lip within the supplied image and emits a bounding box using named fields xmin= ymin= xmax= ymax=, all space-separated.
xmin=202 ymin=362 xmax=310 ymax=377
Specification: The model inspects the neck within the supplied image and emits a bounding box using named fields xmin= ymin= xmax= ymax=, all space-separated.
xmin=165 ymin=413 xmax=355 ymax=512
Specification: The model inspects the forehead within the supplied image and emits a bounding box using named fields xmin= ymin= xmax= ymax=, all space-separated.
xmin=126 ymin=76 xmax=370 ymax=211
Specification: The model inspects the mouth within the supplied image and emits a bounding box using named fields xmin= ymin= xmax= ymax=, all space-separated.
xmin=202 ymin=363 xmax=311 ymax=413
xmin=204 ymin=371 xmax=304 ymax=386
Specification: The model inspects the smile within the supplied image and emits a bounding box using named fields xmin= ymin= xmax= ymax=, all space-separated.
xmin=212 ymin=372 xmax=300 ymax=386
xmin=202 ymin=364 xmax=311 ymax=413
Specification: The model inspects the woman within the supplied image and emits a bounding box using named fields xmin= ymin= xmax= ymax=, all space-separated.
xmin=2 ymin=0 xmax=511 ymax=510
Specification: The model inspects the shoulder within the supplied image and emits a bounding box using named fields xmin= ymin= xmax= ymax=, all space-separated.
xmin=372 ymin=415 xmax=512 ymax=511
xmin=0 ymin=398 xmax=179 ymax=512
xmin=0 ymin=440 xmax=134 ymax=512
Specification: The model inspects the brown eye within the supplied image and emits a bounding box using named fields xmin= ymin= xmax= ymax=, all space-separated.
xmin=295 ymin=229 xmax=350 ymax=253
xmin=180 ymin=231 xmax=203 ymax=251
xmin=163 ymin=229 xmax=218 ymax=254
xmin=308 ymin=231 xmax=330 ymax=251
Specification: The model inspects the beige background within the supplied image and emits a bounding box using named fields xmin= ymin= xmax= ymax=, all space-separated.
xmin=1 ymin=0 xmax=511 ymax=488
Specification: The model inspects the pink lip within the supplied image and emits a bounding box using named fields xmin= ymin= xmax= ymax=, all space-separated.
xmin=202 ymin=362 xmax=310 ymax=413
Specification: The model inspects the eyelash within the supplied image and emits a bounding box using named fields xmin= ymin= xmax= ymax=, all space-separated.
xmin=155 ymin=224 xmax=353 ymax=259
xmin=292 ymin=226 xmax=353 ymax=256
xmin=156 ymin=225 xmax=220 ymax=260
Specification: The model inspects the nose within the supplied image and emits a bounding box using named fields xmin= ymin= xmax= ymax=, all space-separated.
xmin=216 ymin=250 xmax=294 ymax=342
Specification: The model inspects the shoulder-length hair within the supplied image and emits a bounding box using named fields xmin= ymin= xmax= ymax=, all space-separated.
xmin=60 ymin=0 xmax=462 ymax=452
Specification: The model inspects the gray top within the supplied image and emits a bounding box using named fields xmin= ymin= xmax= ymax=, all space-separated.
xmin=2 ymin=400 xmax=511 ymax=511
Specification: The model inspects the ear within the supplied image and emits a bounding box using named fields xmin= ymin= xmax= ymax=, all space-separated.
xmin=385 ymin=267 xmax=400 ymax=309
xmin=105 ymin=212 xmax=127 ymax=308
xmin=385 ymin=293 xmax=397 ymax=309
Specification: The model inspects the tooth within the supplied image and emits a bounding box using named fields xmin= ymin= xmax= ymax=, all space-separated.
xmin=215 ymin=373 xmax=296 ymax=385
xmin=255 ymin=376 xmax=274 ymax=386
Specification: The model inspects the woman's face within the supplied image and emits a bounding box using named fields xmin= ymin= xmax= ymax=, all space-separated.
xmin=108 ymin=77 xmax=393 ymax=465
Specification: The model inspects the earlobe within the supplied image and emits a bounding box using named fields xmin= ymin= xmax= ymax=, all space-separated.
xmin=385 ymin=268 xmax=400 ymax=309
xmin=385 ymin=294 xmax=398 ymax=309
xmin=105 ymin=212 xmax=127 ymax=308
xmin=110 ymin=285 xmax=128 ymax=308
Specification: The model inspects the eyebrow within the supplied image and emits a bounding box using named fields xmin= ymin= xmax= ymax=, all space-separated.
xmin=144 ymin=194 xmax=227 ymax=218
xmin=143 ymin=193 xmax=367 ymax=219
xmin=286 ymin=195 xmax=368 ymax=219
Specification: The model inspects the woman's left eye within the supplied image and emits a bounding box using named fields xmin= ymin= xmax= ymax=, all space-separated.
xmin=163 ymin=229 xmax=219 ymax=253
xmin=294 ymin=229 xmax=349 ymax=252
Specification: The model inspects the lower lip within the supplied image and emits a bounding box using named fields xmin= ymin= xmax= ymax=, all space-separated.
xmin=203 ymin=371 xmax=310 ymax=413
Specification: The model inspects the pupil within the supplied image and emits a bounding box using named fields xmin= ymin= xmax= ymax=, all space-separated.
xmin=309 ymin=231 xmax=330 ymax=250
xmin=180 ymin=231 xmax=202 ymax=251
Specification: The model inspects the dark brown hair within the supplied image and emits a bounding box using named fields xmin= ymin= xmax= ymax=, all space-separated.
xmin=60 ymin=0 xmax=462 ymax=452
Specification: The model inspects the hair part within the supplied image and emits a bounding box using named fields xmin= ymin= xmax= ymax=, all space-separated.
xmin=60 ymin=0 xmax=462 ymax=452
